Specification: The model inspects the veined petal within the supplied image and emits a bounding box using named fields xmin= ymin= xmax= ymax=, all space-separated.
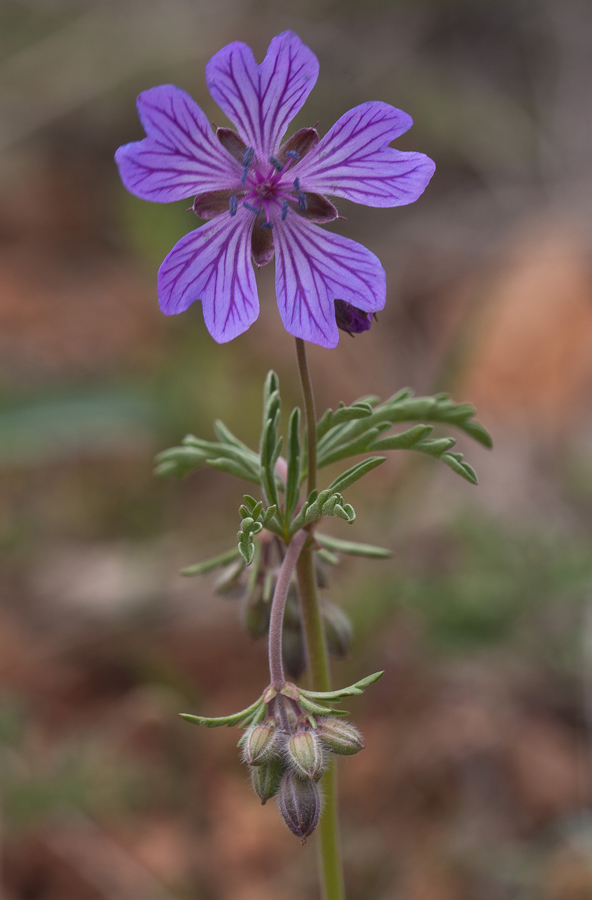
xmin=158 ymin=212 xmax=259 ymax=343
xmin=115 ymin=85 xmax=242 ymax=203
xmin=205 ymin=31 xmax=319 ymax=158
xmin=294 ymin=101 xmax=435 ymax=207
xmin=273 ymin=214 xmax=386 ymax=349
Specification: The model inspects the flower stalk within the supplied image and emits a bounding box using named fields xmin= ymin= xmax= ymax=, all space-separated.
xmin=295 ymin=338 xmax=345 ymax=900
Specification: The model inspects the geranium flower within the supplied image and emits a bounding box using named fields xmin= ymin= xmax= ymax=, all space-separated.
xmin=115 ymin=31 xmax=435 ymax=348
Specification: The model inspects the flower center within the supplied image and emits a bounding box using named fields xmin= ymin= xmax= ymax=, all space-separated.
xmin=231 ymin=148 xmax=304 ymax=226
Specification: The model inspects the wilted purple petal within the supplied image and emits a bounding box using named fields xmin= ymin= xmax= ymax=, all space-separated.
xmin=115 ymin=85 xmax=241 ymax=203
xmin=205 ymin=31 xmax=319 ymax=159
xmin=273 ymin=213 xmax=386 ymax=348
xmin=158 ymin=211 xmax=259 ymax=343
xmin=294 ymin=101 xmax=435 ymax=207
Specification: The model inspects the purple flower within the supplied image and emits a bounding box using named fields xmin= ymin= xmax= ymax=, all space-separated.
xmin=115 ymin=31 xmax=435 ymax=348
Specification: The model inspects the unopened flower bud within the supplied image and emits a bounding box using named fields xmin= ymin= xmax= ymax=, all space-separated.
xmin=322 ymin=601 xmax=353 ymax=658
xmin=243 ymin=590 xmax=271 ymax=639
xmin=251 ymin=756 xmax=285 ymax=804
xmin=277 ymin=770 xmax=321 ymax=842
xmin=317 ymin=718 xmax=365 ymax=755
xmin=287 ymin=729 xmax=326 ymax=780
xmin=243 ymin=723 xmax=278 ymax=765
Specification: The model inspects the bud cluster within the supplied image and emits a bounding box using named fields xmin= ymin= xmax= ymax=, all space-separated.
xmin=240 ymin=696 xmax=364 ymax=842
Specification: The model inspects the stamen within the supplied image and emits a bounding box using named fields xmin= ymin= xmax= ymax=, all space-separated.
xmin=281 ymin=200 xmax=288 ymax=221
xmin=241 ymin=147 xmax=255 ymax=185
xmin=243 ymin=201 xmax=260 ymax=214
xmin=293 ymin=177 xmax=300 ymax=191
xmin=286 ymin=150 xmax=300 ymax=162
xmin=269 ymin=156 xmax=284 ymax=172
xmin=229 ymin=195 xmax=238 ymax=217
xmin=298 ymin=193 xmax=308 ymax=213
xmin=260 ymin=221 xmax=274 ymax=229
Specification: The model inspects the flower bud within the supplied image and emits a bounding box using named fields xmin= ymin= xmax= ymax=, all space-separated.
xmin=251 ymin=756 xmax=285 ymax=804
xmin=322 ymin=601 xmax=353 ymax=658
xmin=334 ymin=299 xmax=375 ymax=336
xmin=277 ymin=771 xmax=321 ymax=842
xmin=287 ymin=729 xmax=326 ymax=780
xmin=316 ymin=718 xmax=365 ymax=755
xmin=282 ymin=625 xmax=306 ymax=680
xmin=243 ymin=590 xmax=271 ymax=639
xmin=242 ymin=723 xmax=278 ymax=765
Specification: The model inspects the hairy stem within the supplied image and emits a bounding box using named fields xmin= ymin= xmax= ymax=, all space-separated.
xmin=268 ymin=529 xmax=307 ymax=689
xmin=295 ymin=337 xmax=317 ymax=495
xmin=295 ymin=338 xmax=345 ymax=900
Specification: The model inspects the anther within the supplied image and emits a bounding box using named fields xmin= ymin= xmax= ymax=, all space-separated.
xmin=242 ymin=147 xmax=255 ymax=167
xmin=229 ymin=195 xmax=238 ymax=216
xmin=260 ymin=221 xmax=274 ymax=229
xmin=298 ymin=193 xmax=308 ymax=213
xmin=281 ymin=201 xmax=288 ymax=221
xmin=269 ymin=156 xmax=284 ymax=172
xmin=243 ymin=201 xmax=260 ymax=214
xmin=286 ymin=150 xmax=300 ymax=162
xmin=293 ymin=177 xmax=300 ymax=191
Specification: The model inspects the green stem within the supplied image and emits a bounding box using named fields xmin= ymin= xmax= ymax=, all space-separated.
xmin=295 ymin=338 xmax=345 ymax=900
xmin=295 ymin=337 xmax=317 ymax=495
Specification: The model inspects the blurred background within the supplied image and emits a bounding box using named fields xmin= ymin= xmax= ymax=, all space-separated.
xmin=1 ymin=0 xmax=592 ymax=897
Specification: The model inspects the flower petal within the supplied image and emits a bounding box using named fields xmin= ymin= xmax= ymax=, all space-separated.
xmin=115 ymin=85 xmax=241 ymax=203
xmin=272 ymin=214 xmax=386 ymax=349
xmin=294 ymin=101 xmax=435 ymax=207
xmin=158 ymin=212 xmax=259 ymax=343
xmin=205 ymin=31 xmax=319 ymax=159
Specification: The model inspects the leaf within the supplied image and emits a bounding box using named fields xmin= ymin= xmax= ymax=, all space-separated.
xmin=315 ymin=533 xmax=392 ymax=559
xmin=154 ymin=446 xmax=208 ymax=478
xmin=317 ymin=424 xmax=390 ymax=468
xmin=369 ymin=424 xmax=433 ymax=451
xmin=298 ymin=671 xmax=384 ymax=702
xmin=208 ymin=457 xmax=260 ymax=484
xmin=179 ymin=697 xmax=265 ymax=728
xmin=316 ymin=402 xmax=373 ymax=440
xmin=285 ymin=407 xmax=301 ymax=523
xmin=182 ymin=547 xmax=241 ymax=576
xmin=327 ymin=456 xmax=386 ymax=493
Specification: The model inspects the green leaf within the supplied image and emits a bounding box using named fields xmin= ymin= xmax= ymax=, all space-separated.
xmin=369 ymin=424 xmax=433 ymax=451
xmin=315 ymin=533 xmax=392 ymax=559
xmin=316 ymin=547 xmax=340 ymax=566
xmin=154 ymin=446 xmax=208 ymax=478
xmin=213 ymin=420 xmax=255 ymax=455
xmin=440 ymin=452 xmax=478 ymax=484
xmin=317 ymin=424 xmax=390 ymax=468
xmin=208 ymin=457 xmax=260 ymax=484
xmin=298 ymin=670 xmax=384 ymax=702
xmin=180 ymin=698 xmax=264 ymax=728
xmin=328 ymin=456 xmax=386 ymax=493
xmin=415 ymin=437 xmax=457 ymax=458
xmin=181 ymin=547 xmax=241 ymax=576
xmin=285 ymin=407 xmax=301 ymax=523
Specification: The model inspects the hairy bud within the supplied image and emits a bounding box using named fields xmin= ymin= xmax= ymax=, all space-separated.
xmin=287 ymin=729 xmax=326 ymax=780
xmin=277 ymin=771 xmax=322 ymax=842
xmin=322 ymin=601 xmax=353 ymax=658
xmin=317 ymin=718 xmax=365 ymax=755
xmin=242 ymin=723 xmax=278 ymax=765
xmin=251 ymin=756 xmax=285 ymax=804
